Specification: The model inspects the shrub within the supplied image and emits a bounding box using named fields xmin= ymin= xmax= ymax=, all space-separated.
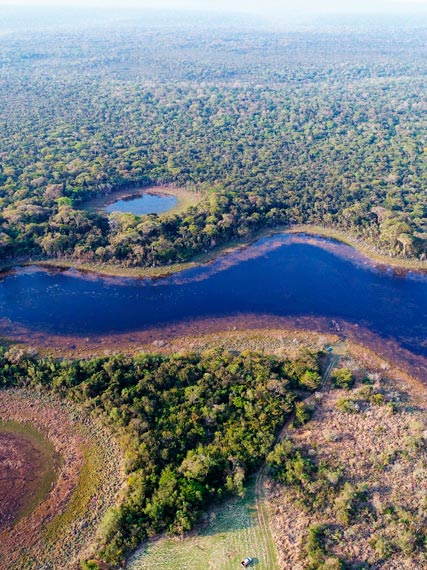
xmin=305 ymin=523 xmax=328 ymax=567
xmin=369 ymin=534 xmax=394 ymax=559
xmin=266 ymin=439 xmax=315 ymax=486
xmin=335 ymin=483 xmax=369 ymax=526
xmin=293 ymin=401 xmax=313 ymax=426
xmin=358 ymin=385 xmax=373 ymax=399
xmin=370 ymin=393 xmax=385 ymax=406
xmin=395 ymin=529 xmax=417 ymax=555
xmin=81 ymin=562 xmax=101 ymax=570
xmin=362 ymin=376 xmax=375 ymax=385
xmin=331 ymin=368 xmax=354 ymax=390
xmin=300 ymin=369 xmax=322 ymax=390
xmin=304 ymin=524 xmax=345 ymax=569
xmin=386 ymin=401 xmax=398 ymax=414
xmin=336 ymin=398 xmax=359 ymax=414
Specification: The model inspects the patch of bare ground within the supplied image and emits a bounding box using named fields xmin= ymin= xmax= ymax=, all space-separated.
xmin=0 ymin=389 xmax=125 ymax=570
xmin=268 ymin=352 xmax=427 ymax=569
xmin=0 ymin=424 xmax=56 ymax=533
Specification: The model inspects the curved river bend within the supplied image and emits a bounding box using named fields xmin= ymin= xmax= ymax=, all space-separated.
xmin=1 ymin=233 xmax=427 ymax=363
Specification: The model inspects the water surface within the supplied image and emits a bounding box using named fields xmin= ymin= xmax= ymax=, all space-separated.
xmin=104 ymin=192 xmax=178 ymax=215
xmin=1 ymin=234 xmax=427 ymax=359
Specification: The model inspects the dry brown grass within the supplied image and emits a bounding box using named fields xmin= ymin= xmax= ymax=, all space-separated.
xmin=144 ymin=328 xmax=338 ymax=359
xmin=269 ymin=354 xmax=427 ymax=569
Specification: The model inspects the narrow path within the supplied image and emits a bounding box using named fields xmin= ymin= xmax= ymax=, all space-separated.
xmin=253 ymin=348 xmax=341 ymax=568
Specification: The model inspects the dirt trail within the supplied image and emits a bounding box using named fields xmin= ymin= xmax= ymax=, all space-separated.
xmin=253 ymin=347 xmax=341 ymax=569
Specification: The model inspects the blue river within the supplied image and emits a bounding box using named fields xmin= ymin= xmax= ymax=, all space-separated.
xmin=1 ymin=234 xmax=427 ymax=359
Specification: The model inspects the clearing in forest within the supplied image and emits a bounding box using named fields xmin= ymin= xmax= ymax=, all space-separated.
xmin=128 ymin=481 xmax=279 ymax=570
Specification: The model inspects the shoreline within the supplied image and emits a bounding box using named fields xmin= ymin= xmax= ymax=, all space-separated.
xmin=2 ymin=227 xmax=427 ymax=387
xmin=22 ymin=224 xmax=427 ymax=281
xmin=2 ymin=315 xmax=427 ymax=386
xmin=288 ymin=225 xmax=427 ymax=272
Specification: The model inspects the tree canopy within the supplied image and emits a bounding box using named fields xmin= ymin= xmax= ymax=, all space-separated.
xmin=1 ymin=18 xmax=427 ymax=266
xmin=0 ymin=346 xmax=321 ymax=565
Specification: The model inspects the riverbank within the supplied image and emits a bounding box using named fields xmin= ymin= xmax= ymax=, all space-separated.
xmin=35 ymin=234 xmax=254 ymax=279
xmin=3 ymin=312 xmax=427 ymax=389
xmin=288 ymin=225 xmax=427 ymax=272
xmin=28 ymin=223 xmax=427 ymax=281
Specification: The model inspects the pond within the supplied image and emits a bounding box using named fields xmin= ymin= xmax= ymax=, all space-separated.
xmin=1 ymin=233 xmax=427 ymax=362
xmin=104 ymin=192 xmax=178 ymax=215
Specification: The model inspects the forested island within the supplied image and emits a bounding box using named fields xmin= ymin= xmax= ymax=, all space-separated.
xmin=1 ymin=11 xmax=427 ymax=270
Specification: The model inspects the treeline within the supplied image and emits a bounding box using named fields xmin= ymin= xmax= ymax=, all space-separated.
xmin=0 ymin=346 xmax=321 ymax=566
xmin=1 ymin=24 xmax=427 ymax=267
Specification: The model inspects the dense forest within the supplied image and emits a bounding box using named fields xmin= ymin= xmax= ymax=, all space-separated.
xmin=0 ymin=345 xmax=321 ymax=566
xmin=1 ymin=13 xmax=427 ymax=267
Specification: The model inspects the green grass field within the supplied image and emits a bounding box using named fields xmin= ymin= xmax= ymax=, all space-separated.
xmin=128 ymin=481 xmax=279 ymax=570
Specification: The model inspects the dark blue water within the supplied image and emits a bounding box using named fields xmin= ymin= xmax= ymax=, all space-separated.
xmin=1 ymin=234 xmax=427 ymax=357
xmin=104 ymin=193 xmax=178 ymax=215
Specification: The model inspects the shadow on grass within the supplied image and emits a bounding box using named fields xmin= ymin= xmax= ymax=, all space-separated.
xmin=197 ymin=478 xmax=259 ymax=538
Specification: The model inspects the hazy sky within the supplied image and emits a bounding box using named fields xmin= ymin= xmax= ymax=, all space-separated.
xmin=0 ymin=0 xmax=427 ymax=14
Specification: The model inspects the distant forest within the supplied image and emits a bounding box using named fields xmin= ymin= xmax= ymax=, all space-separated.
xmin=1 ymin=14 xmax=427 ymax=266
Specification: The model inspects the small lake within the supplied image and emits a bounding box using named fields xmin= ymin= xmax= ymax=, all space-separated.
xmin=104 ymin=192 xmax=178 ymax=215
xmin=1 ymin=234 xmax=427 ymax=362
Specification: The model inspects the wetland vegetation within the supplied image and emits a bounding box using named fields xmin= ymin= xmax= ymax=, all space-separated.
xmin=0 ymin=386 xmax=124 ymax=569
